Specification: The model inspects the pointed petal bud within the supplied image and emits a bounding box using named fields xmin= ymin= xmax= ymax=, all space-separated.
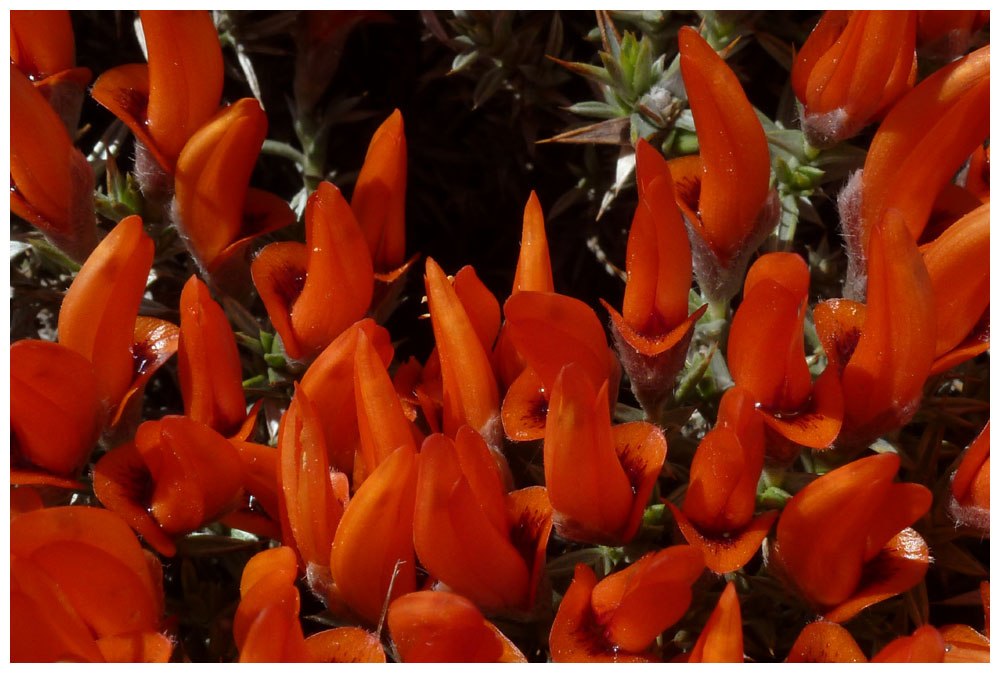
xmin=300 ymin=319 xmax=394 ymax=475
xmin=352 ymin=109 xmax=407 ymax=271
xmin=425 ymin=257 xmax=501 ymax=446
xmin=686 ymin=582 xmax=743 ymax=663
xmin=859 ymin=44 xmax=989 ymax=244
xmin=173 ymin=98 xmax=294 ymax=274
xmin=792 ymin=11 xmax=917 ymax=146
xmin=58 ymin=215 xmax=153 ymax=411
xmin=413 ymin=433 xmax=530 ymax=611
xmin=841 ymin=211 xmax=935 ymax=443
xmin=177 ymin=275 xmax=246 ymax=435
xmin=11 ymin=64 xmax=96 ymax=261
xmin=677 ymin=26 xmax=773 ymax=279
xmin=329 ymin=445 xmax=417 ymax=624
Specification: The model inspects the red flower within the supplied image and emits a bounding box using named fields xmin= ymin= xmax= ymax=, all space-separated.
xmin=425 ymin=257 xmax=502 ymax=448
xmin=668 ymin=387 xmax=778 ymax=573
xmin=728 ymin=253 xmax=843 ymax=451
xmin=814 ymin=212 xmax=935 ymax=445
xmin=792 ymin=11 xmax=917 ymax=146
xmin=921 ymin=202 xmax=990 ymax=374
xmin=299 ymin=319 xmax=394 ymax=477
xmin=351 ymin=109 xmax=408 ymax=272
xmin=544 ymin=363 xmax=667 ymax=545
xmin=92 ymin=10 xmax=223 ymax=174
xmin=948 ymin=421 xmax=989 ymax=533
xmin=388 ymin=591 xmax=526 ymax=662
xmin=11 ymin=507 xmax=171 ymax=662
xmin=277 ymin=385 xmax=348 ymax=582
xmin=10 ymin=63 xmax=96 ymax=261
xmin=177 ymin=275 xmax=249 ymax=436
xmin=329 ymin=445 xmax=418 ymax=624
xmin=549 ymin=547 xmax=705 ymax=661
xmin=11 ymin=340 xmax=102 ymax=489
xmin=413 ymin=429 xmax=552 ymax=612
xmin=771 ymin=453 xmax=931 ymax=622
xmin=172 ymin=98 xmax=295 ymax=281
xmin=501 ymin=290 xmax=621 ymax=441
xmin=601 ymin=139 xmax=706 ymax=416
xmin=253 ymin=181 xmax=374 ymax=361
xmin=58 ymin=215 xmax=178 ymax=425
xmin=686 ymin=582 xmax=743 ymax=663
xmin=93 ymin=416 xmax=245 ymax=556
xmin=671 ymin=26 xmax=776 ymax=304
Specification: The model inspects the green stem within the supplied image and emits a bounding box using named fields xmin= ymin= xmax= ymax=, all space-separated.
xmin=261 ymin=139 xmax=306 ymax=166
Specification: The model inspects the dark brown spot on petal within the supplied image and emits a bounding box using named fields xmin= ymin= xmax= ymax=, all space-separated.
xmin=508 ymin=507 xmax=546 ymax=573
xmin=523 ymin=395 xmax=548 ymax=429
xmin=132 ymin=340 xmax=154 ymax=375
xmin=116 ymin=87 xmax=149 ymax=123
xmin=675 ymin=174 xmax=701 ymax=214
xmin=617 ymin=442 xmax=643 ymax=495
xmin=273 ymin=263 xmax=307 ymax=309
xmin=834 ymin=327 xmax=862 ymax=372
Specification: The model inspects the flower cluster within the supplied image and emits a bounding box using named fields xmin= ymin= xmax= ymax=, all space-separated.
xmin=10 ymin=9 xmax=989 ymax=663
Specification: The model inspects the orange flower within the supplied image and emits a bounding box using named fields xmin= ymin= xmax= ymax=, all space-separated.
xmin=223 ymin=439 xmax=282 ymax=540
xmin=544 ymin=363 xmax=666 ymax=545
xmin=234 ymin=546 xmax=387 ymax=663
xmin=234 ymin=547 xmax=311 ymax=663
xmin=354 ymin=329 xmax=420 ymax=482
xmin=277 ymin=385 xmax=348 ymax=583
xmin=672 ymin=26 xmax=776 ymax=304
xmin=871 ymin=625 xmax=946 ymax=663
xmin=253 ymin=181 xmax=373 ymax=361
xmin=329 ymin=445 xmax=417 ymax=625
xmin=501 ymin=290 xmax=620 ymax=441
xmin=425 ymin=257 xmax=502 ymax=447
xmin=299 ymin=319 xmax=394 ymax=476
xmin=917 ymin=10 xmax=990 ymax=61
xmin=668 ymin=387 xmax=778 ymax=573
xmin=92 ymin=416 xmax=245 ymax=557
xmin=11 ymin=506 xmax=171 ymax=663
xmin=11 ymin=10 xmax=78 ymax=81
xmin=58 ymin=215 xmax=179 ymax=426
xmin=948 ymin=421 xmax=989 ymax=532
xmin=791 ymin=11 xmax=917 ymax=147
xmin=601 ymin=139 xmax=706 ymax=416
xmin=172 ymin=97 xmax=295 ymax=278
xmin=939 ymin=623 xmax=990 ymax=663
xmin=727 ymin=253 xmax=843 ymax=450
xmin=686 ymin=582 xmax=743 ymax=663
xmin=177 ymin=275 xmax=248 ymax=436
xmin=11 ymin=340 xmax=102 ymax=489
xmin=842 ymin=43 xmax=989 ymax=286
xmin=921 ymin=202 xmax=990 ymax=374
xmin=351 ymin=109 xmax=408 ymax=272
xmin=387 ymin=591 xmax=527 ymax=663
xmin=814 ymin=211 xmax=935 ymax=445
xmin=494 ymin=191 xmax=554 ymax=388
xmin=785 ymin=622 xmax=867 ymax=662
xmin=549 ymin=547 xmax=705 ymax=662
xmin=10 ymin=10 xmax=91 ymax=128
xmin=91 ymin=10 xmax=223 ymax=174
xmin=413 ymin=429 xmax=552 ymax=612
xmin=771 ymin=453 xmax=931 ymax=623
xmin=10 ymin=63 xmax=96 ymax=262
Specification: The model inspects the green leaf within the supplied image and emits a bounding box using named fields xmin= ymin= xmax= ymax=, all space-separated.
xmin=566 ymin=100 xmax=625 ymax=120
